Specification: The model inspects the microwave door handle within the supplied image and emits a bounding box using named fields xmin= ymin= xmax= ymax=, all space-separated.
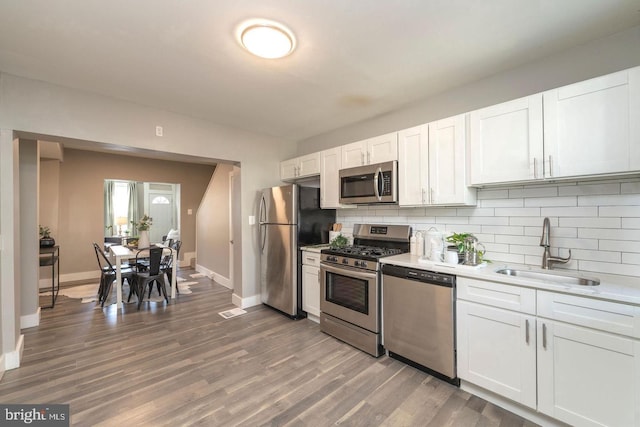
xmin=374 ymin=168 xmax=382 ymax=201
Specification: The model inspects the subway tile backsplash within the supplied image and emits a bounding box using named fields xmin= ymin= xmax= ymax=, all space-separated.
xmin=336 ymin=177 xmax=640 ymax=277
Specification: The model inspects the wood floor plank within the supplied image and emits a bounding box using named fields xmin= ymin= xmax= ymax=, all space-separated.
xmin=0 ymin=268 xmax=538 ymax=426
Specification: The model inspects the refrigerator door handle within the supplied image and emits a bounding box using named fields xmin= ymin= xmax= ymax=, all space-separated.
xmin=259 ymin=196 xmax=267 ymax=252
xmin=258 ymin=196 xmax=266 ymax=225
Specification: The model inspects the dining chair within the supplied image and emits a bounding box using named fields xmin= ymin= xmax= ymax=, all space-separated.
xmin=93 ymin=243 xmax=134 ymax=307
xmin=160 ymin=240 xmax=181 ymax=294
xmin=131 ymin=246 xmax=170 ymax=310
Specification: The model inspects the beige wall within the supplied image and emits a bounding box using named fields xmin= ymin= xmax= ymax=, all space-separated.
xmin=46 ymin=148 xmax=215 ymax=277
xmin=196 ymin=163 xmax=234 ymax=283
xmin=39 ymin=158 xmax=60 ymax=238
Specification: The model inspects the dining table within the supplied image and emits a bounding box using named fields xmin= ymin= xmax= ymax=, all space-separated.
xmin=109 ymin=244 xmax=177 ymax=309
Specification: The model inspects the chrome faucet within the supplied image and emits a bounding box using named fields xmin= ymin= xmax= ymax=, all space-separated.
xmin=540 ymin=217 xmax=571 ymax=269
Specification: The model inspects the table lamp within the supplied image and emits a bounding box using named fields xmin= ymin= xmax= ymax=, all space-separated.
xmin=115 ymin=216 xmax=128 ymax=235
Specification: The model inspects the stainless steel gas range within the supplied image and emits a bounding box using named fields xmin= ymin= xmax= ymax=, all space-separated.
xmin=319 ymin=224 xmax=411 ymax=357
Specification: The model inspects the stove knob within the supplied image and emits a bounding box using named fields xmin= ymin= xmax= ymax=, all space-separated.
xmin=354 ymin=261 xmax=361 ymax=267
xmin=360 ymin=261 xmax=368 ymax=268
xmin=342 ymin=258 xmax=349 ymax=264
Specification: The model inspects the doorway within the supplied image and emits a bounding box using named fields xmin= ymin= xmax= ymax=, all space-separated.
xmin=104 ymin=179 xmax=180 ymax=243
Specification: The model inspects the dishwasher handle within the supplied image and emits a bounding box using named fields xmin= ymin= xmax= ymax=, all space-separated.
xmin=382 ymin=264 xmax=455 ymax=287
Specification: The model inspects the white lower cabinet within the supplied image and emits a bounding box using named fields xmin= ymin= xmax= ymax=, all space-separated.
xmin=457 ymin=278 xmax=640 ymax=427
xmin=457 ymin=301 xmax=536 ymax=408
xmin=301 ymin=250 xmax=321 ymax=321
xmin=537 ymin=319 xmax=640 ymax=427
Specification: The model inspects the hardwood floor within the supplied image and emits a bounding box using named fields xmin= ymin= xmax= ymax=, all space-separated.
xmin=1 ymin=269 xmax=538 ymax=427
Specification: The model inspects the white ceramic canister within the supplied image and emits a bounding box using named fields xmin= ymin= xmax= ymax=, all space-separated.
xmin=426 ymin=228 xmax=444 ymax=262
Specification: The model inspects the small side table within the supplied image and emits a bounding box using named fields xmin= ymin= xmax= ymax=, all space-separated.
xmin=39 ymin=245 xmax=60 ymax=309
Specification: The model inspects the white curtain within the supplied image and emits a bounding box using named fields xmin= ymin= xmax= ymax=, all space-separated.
xmin=128 ymin=181 xmax=139 ymax=235
xmin=104 ymin=180 xmax=115 ymax=235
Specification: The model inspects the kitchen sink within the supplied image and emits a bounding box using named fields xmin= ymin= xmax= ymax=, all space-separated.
xmin=496 ymin=268 xmax=600 ymax=286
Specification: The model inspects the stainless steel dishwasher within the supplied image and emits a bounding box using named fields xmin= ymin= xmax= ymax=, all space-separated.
xmin=381 ymin=264 xmax=458 ymax=385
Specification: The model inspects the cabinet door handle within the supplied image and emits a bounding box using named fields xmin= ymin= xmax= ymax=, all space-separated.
xmin=421 ymin=188 xmax=426 ymax=204
xmin=533 ymin=158 xmax=538 ymax=179
xmin=430 ymin=188 xmax=434 ymax=204
xmin=306 ymin=257 xmax=316 ymax=262
xmin=542 ymin=323 xmax=547 ymax=349
xmin=548 ymin=155 xmax=553 ymax=177
xmin=367 ymin=151 xmax=371 ymax=164
xmin=361 ymin=152 xmax=365 ymax=165
xmin=525 ymin=319 xmax=530 ymax=344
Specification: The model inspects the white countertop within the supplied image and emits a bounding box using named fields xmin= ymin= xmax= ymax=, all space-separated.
xmin=300 ymin=244 xmax=330 ymax=253
xmin=381 ymin=253 xmax=640 ymax=306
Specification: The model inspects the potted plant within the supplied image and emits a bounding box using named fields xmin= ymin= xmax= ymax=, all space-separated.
xmin=39 ymin=225 xmax=55 ymax=247
xmin=135 ymin=214 xmax=152 ymax=248
xmin=446 ymin=232 xmax=489 ymax=265
xmin=445 ymin=232 xmax=472 ymax=264
xmin=329 ymin=234 xmax=349 ymax=249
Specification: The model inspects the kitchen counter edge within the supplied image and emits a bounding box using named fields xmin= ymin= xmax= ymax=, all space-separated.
xmin=381 ymin=253 xmax=640 ymax=306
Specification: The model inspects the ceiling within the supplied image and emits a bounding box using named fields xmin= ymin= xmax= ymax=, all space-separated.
xmin=1 ymin=1 xmax=639 ymax=142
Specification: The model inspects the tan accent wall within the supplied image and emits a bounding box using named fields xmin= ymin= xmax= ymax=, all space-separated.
xmin=196 ymin=163 xmax=233 ymax=279
xmin=39 ymin=158 xmax=60 ymax=238
xmin=46 ymin=148 xmax=215 ymax=277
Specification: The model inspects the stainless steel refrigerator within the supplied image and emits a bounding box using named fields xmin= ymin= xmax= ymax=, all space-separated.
xmin=259 ymin=184 xmax=335 ymax=317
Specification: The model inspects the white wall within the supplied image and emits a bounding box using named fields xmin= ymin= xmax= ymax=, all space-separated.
xmin=0 ymin=132 xmax=22 ymax=372
xmin=0 ymin=73 xmax=296 ymax=370
xmin=297 ymin=25 xmax=640 ymax=154
xmin=19 ymin=140 xmax=39 ymax=326
xmin=337 ymin=177 xmax=640 ymax=277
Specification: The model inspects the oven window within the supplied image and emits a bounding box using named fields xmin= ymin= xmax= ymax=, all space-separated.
xmin=341 ymin=174 xmax=375 ymax=198
xmin=325 ymin=271 xmax=369 ymax=314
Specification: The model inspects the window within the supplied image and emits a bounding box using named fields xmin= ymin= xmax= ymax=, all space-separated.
xmin=113 ymin=181 xmax=130 ymax=234
xmin=152 ymin=196 xmax=170 ymax=204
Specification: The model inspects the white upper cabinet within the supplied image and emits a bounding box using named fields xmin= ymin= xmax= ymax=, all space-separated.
xmin=398 ymin=114 xmax=475 ymax=206
xmin=280 ymin=158 xmax=299 ymax=181
xmin=280 ymin=152 xmax=321 ymax=181
xmin=469 ymin=94 xmax=544 ymax=185
xmin=320 ymin=147 xmax=354 ymax=209
xmin=341 ymin=132 xmax=398 ymax=168
xmin=398 ymin=124 xmax=428 ymax=205
xmin=544 ymin=66 xmax=640 ymax=178
xmin=469 ymin=66 xmax=640 ymax=185
xmin=428 ymin=115 xmax=476 ymax=205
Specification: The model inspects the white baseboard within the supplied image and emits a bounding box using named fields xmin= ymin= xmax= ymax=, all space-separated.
xmin=195 ymin=264 xmax=232 ymax=289
xmin=460 ymin=381 xmax=564 ymax=427
xmin=20 ymin=307 xmax=41 ymax=329
xmin=232 ymin=293 xmax=261 ymax=309
xmin=54 ymin=270 xmax=100 ymax=286
xmin=4 ymin=334 xmax=24 ymax=370
xmin=180 ymin=251 xmax=195 ymax=268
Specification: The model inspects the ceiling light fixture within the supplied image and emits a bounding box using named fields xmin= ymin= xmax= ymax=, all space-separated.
xmin=238 ymin=19 xmax=296 ymax=59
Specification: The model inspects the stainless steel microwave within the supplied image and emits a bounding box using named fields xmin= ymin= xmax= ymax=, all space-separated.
xmin=339 ymin=160 xmax=398 ymax=204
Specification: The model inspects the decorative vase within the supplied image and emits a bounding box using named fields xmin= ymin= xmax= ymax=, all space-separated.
xmin=40 ymin=237 xmax=55 ymax=247
xmin=137 ymin=230 xmax=150 ymax=249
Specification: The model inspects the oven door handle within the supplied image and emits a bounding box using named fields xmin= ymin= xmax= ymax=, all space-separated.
xmin=320 ymin=262 xmax=377 ymax=281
